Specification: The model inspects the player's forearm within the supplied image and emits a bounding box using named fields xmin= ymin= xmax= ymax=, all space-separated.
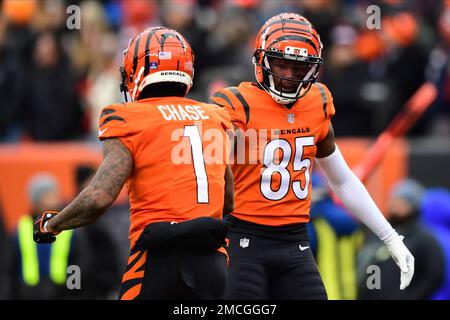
xmin=47 ymin=138 xmax=132 ymax=233
xmin=315 ymin=145 xmax=395 ymax=240
xmin=47 ymin=186 xmax=112 ymax=232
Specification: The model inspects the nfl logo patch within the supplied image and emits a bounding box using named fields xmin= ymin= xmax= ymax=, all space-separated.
xmin=240 ymin=238 xmax=250 ymax=248
xmin=149 ymin=62 xmax=158 ymax=69
xmin=287 ymin=113 xmax=295 ymax=124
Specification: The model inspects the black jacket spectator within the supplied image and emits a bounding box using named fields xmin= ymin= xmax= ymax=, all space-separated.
xmin=357 ymin=179 xmax=445 ymax=299
xmin=357 ymin=219 xmax=445 ymax=299
xmin=21 ymin=31 xmax=84 ymax=141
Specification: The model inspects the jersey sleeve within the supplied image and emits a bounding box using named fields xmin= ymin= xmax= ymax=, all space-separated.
xmin=315 ymin=83 xmax=336 ymax=141
xmin=210 ymin=87 xmax=248 ymax=131
xmin=207 ymin=104 xmax=235 ymax=164
xmin=97 ymin=103 xmax=138 ymax=153
xmin=209 ymin=104 xmax=234 ymax=131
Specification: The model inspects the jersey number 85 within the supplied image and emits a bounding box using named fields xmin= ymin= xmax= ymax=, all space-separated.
xmin=260 ymin=137 xmax=314 ymax=201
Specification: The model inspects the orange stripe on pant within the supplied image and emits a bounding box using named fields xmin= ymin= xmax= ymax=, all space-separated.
xmin=120 ymin=249 xmax=148 ymax=300
xmin=121 ymin=284 xmax=143 ymax=300
xmin=122 ymin=250 xmax=147 ymax=282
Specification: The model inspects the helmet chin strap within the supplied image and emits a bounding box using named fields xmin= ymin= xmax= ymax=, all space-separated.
xmin=270 ymin=92 xmax=297 ymax=104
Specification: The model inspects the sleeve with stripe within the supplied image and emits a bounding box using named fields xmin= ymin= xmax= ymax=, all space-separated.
xmin=315 ymin=83 xmax=336 ymax=141
xmin=210 ymin=87 xmax=249 ymax=131
xmin=98 ymin=104 xmax=136 ymax=153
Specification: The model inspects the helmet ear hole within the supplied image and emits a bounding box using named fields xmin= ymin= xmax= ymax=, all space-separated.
xmin=119 ymin=64 xmax=130 ymax=102
xmin=119 ymin=65 xmax=128 ymax=92
xmin=253 ymin=50 xmax=260 ymax=61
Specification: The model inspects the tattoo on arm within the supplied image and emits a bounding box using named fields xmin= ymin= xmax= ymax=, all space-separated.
xmin=48 ymin=139 xmax=132 ymax=232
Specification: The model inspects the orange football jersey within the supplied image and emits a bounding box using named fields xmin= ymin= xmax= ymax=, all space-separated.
xmin=98 ymin=97 xmax=233 ymax=246
xmin=211 ymin=82 xmax=335 ymax=226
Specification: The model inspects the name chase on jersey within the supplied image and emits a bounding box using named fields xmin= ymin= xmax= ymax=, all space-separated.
xmin=158 ymin=104 xmax=210 ymax=121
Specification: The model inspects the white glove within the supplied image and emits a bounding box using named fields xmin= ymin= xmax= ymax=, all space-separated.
xmin=384 ymin=232 xmax=415 ymax=290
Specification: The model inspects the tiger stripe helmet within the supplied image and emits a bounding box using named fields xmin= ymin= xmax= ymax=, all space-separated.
xmin=253 ymin=13 xmax=323 ymax=104
xmin=120 ymin=26 xmax=194 ymax=101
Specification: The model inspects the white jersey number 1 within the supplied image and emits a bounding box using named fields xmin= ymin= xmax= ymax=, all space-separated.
xmin=184 ymin=125 xmax=209 ymax=203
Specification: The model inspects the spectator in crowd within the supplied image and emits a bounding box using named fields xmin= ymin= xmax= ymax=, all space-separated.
xmin=421 ymin=188 xmax=450 ymax=300
xmin=0 ymin=1 xmax=35 ymax=141
xmin=357 ymin=179 xmax=445 ymax=299
xmin=423 ymin=3 xmax=450 ymax=136
xmin=324 ymin=10 xmax=428 ymax=136
xmin=0 ymin=0 xmax=445 ymax=139
xmin=322 ymin=23 xmax=375 ymax=136
xmin=8 ymin=173 xmax=88 ymax=299
xmin=379 ymin=12 xmax=430 ymax=135
xmin=69 ymin=0 xmax=113 ymax=78
xmin=21 ymin=31 xmax=85 ymax=141
xmin=84 ymin=31 xmax=121 ymax=140
xmin=308 ymin=172 xmax=362 ymax=300
xmin=160 ymin=1 xmax=255 ymax=99
xmin=298 ymin=0 xmax=339 ymax=46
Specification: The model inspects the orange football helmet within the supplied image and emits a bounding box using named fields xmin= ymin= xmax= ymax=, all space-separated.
xmin=120 ymin=26 xmax=195 ymax=101
xmin=253 ymin=13 xmax=323 ymax=104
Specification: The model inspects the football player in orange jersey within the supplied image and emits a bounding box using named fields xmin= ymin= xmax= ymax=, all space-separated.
xmin=210 ymin=13 xmax=414 ymax=299
xmin=33 ymin=26 xmax=234 ymax=300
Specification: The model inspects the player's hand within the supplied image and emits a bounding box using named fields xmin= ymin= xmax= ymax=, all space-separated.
xmin=33 ymin=211 xmax=59 ymax=244
xmin=384 ymin=232 xmax=415 ymax=290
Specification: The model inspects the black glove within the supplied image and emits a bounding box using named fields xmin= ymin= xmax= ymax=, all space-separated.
xmin=33 ymin=211 xmax=59 ymax=244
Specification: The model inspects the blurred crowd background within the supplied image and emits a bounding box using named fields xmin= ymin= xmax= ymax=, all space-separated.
xmin=0 ymin=0 xmax=449 ymax=300
xmin=1 ymin=0 xmax=450 ymax=140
